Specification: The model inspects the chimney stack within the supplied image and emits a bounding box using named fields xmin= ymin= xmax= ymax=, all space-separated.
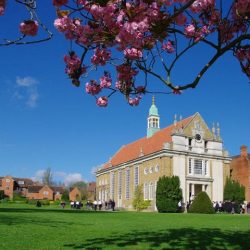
xmin=240 ymin=145 xmax=248 ymax=157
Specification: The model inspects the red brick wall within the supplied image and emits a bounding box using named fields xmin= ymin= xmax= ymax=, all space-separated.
xmin=1 ymin=176 xmax=14 ymax=199
xmin=231 ymin=146 xmax=250 ymax=201
xmin=69 ymin=187 xmax=81 ymax=201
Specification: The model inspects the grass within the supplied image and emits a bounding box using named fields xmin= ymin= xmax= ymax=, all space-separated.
xmin=0 ymin=203 xmax=250 ymax=250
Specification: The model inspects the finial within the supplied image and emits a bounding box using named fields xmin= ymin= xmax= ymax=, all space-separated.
xmin=216 ymin=122 xmax=220 ymax=139
xmin=212 ymin=122 xmax=215 ymax=134
xmin=152 ymin=95 xmax=155 ymax=105
xmin=174 ymin=114 xmax=177 ymax=126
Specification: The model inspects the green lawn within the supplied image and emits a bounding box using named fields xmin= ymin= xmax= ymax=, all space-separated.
xmin=0 ymin=204 xmax=250 ymax=250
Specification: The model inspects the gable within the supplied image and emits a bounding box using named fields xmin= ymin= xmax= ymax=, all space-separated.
xmin=183 ymin=113 xmax=213 ymax=140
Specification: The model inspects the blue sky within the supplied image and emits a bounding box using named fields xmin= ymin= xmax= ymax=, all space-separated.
xmin=0 ymin=1 xmax=249 ymax=184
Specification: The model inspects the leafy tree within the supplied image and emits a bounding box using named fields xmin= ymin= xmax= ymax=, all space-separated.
xmin=156 ymin=176 xmax=182 ymax=213
xmin=42 ymin=167 xmax=54 ymax=186
xmin=61 ymin=189 xmax=69 ymax=201
xmin=0 ymin=1 xmax=249 ymax=106
xmin=132 ymin=185 xmax=151 ymax=211
xmin=71 ymin=181 xmax=88 ymax=200
xmin=188 ymin=191 xmax=214 ymax=214
xmin=224 ymin=177 xmax=245 ymax=203
xmin=0 ymin=190 xmax=4 ymax=200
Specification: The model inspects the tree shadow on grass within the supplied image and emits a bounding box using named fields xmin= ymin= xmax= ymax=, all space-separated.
xmin=64 ymin=228 xmax=250 ymax=250
xmin=0 ymin=207 xmax=97 ymax=214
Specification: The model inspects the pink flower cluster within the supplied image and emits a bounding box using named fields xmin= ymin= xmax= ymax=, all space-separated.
xmin=185 ymin=24 xmax=210 ymax=42
xmin=19 ymin=20 xmax=39 ymax=36
xmin=162 ymin=41 xmax=175 ymax=53
xmin=124 ymin=48 xmax=143 ymax=60
xmin=53 ymin=0 xmax=68 ymax=7
xmin=190 ymin=0 xmax=215 ymax=13
xmin=96 ymin=96 xmax=108 ymax=107
xmin=0 ymin=0 xmax=5 ymax=16
xmin=128 ymin=96 xmax=141 ymax=106
xmin=85 ymin=80 xmax=101 ymax=95
xmin=235 ymin=47 xmax=250 ymax=77
xmin=64 ymin=52 xmax=86 ymax=86
xmin=91 ymin=48 xmax=111 ymax=66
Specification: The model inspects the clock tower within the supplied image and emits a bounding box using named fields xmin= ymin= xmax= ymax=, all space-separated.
xmin=147 ymin=96 xmax=160 ymax=138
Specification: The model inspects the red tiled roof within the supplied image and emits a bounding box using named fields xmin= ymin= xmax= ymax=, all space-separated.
xmin=102 ymin=115 xmax=194 ymax=169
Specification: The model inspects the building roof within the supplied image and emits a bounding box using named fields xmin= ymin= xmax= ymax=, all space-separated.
xmin=101 ymin=114 xmax=194 ymax=169
xmin=14 ymin=177 xmax=34 ymax=187
xmin=51 ymin=186 xmax=65 ymax=193
xmin=28 ymin=185 xmax=44 ymax=193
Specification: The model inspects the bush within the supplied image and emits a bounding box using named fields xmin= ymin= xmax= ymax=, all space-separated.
xmin=13 ymin=191 xmax=26 ymax=202
xmin=132 ymin=185 xmax=151 ymax=211
xmin=188 ymin=192 xmax=215 ymax=214
xmin=156 ymin=176 xmax=182 ymax=213
xmin=40 ymin=199 xmax=50 ymax=206
xmin=0 ymin=190 xmax=5 ymax=200
xmin=224 ymin=177 xmax=245 ymax=203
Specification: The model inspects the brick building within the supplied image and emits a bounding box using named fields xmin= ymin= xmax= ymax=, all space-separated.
xmin=230 ymin=145 xmax=250 ymax=202
xmin=96 ymin=98 xmax=231 ymax=211
xmin=0 ymin=176 xmax=64 ymax=201
xmin=69 ymin=187 xmax=81 ymax=201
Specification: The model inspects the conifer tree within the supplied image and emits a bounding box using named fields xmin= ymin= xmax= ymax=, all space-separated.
xmin=132 ymin=185 xmax=151 ymax=211
xmin=156 ymin=176 xmax=182 ymax=213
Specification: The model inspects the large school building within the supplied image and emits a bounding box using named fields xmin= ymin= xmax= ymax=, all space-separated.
xmin=96 ymin=98 xmax=231 ymax=211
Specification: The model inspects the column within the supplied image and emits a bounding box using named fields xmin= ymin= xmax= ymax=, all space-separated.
xmin=202 ymin=184 xmax=205 ymax=192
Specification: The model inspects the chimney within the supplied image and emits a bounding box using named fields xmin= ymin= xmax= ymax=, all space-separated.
xmin=240 ymin=145 xmax=248 ymax=157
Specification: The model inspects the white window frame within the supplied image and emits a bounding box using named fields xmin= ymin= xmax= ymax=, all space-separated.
xmin=125 ymin=168 xmax=130 ymax=200
xmin=134 ymin=166 xmax=139 ymax=187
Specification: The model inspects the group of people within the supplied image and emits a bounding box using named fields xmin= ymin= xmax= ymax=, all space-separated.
xmin=86 ymin=199 xmax=116 ymax=211
xmin=70 ymin=200 xmax=83 ymax=209
xmin=213 ymin=201 xmax=250 ymax=214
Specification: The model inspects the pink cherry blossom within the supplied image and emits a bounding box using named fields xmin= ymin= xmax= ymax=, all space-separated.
xmin=53 ymin=0 xmax=68 ymax=7
xmin=85 ymin=80 xmax=101 ymax=95
xmin=124 ymin=48 xmax=143 ymax=60
xmin=91 ymin=48 xmax=111 ymax=66
xmin=100 ymin=74 xmax=112 ymax=88
xmin=162 ymin=41 xmax=175 ymax=53
xmin=96 ymin=96 xmax=108 ymax=107
xmin=19 ymin=20 xmax=39 ymax=36
xmin=128 ymin=96 xmax=141 ymax=106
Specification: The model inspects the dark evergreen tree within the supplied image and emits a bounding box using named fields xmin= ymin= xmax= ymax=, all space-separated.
xmin=224 ymin=177 xmax=245 ymax=203
xmin=61 ymin=189 xmax=69 ymax=201
xmin=0 ymin=190 xmax=4 ymax=200
xmin=156 ymin=176 xmax=182 ymax=213
xmin=188 ymin=191 xmax=215 ymax=214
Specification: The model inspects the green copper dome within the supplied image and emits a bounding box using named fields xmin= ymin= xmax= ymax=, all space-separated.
xmin=149 ymin=96 xmax=159 ymax=116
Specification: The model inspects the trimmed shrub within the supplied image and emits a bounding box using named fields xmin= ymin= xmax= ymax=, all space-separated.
xmin=156 ymin=176 xmax=182 ymax=213
xmin=132 ymin=185 xmax=151 ymax=211
xmin=224 ymin=177 xmax=245 ymax=203
xmin=188 ymin=191 xmax=214 ymax=214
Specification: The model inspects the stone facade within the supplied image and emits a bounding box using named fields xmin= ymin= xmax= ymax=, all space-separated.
xmin=230 ymin=145 xmax=250 ymax=202
xmin=96 ymin=100 xmax=231 ymax=211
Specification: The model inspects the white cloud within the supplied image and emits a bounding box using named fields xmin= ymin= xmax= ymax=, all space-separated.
xmin=32 ymin=169 xmax=84 ymax=186
xmin=16 ymin=76 xmax=38 ymax=87
xmin=63 ymin=173 xmax=83 ymax=186
xmin=32 ymin=169 xmax=45 ymax=182
xmin=15 ymin=76 xmax=39 ymax=108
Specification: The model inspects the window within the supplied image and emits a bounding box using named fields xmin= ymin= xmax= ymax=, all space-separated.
xmin=204 ymin=160 xmax=208 ymax=175
xmin=110 ymin=172 xmax=115 ymax=200
xmin=149 ymin=167 xmax=154 ymax=174
xmin=43 ymin=191 xmax=49 ymax=196
xmin=188 ymin=158 xmax=192 ymax=174
xmin=5 ymin=179 xmax=10 ymax=183
xmin=194 ymin=159 xmax=203 ymax=175
xmin=18 ymin=181 xmax=24 ymax=185
xmin=144 ymin=168 xmax=149 ymax=175
xmin=149 ymin=182 xmax=154 ymax=200
xmin=118 ymin=171 xmax=122 ymax=199
xmin=188 ymin=138 xmax=192 ymax=150
xmin=125 ymin=168 xmax=130 ymax=199
xmin=155 ymin=165 xmax=160 ymax=172
xmin=144 ymin=183 xmax=149 ymax=200
xmin=134 ymin=166 xmax=139 ymax=187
